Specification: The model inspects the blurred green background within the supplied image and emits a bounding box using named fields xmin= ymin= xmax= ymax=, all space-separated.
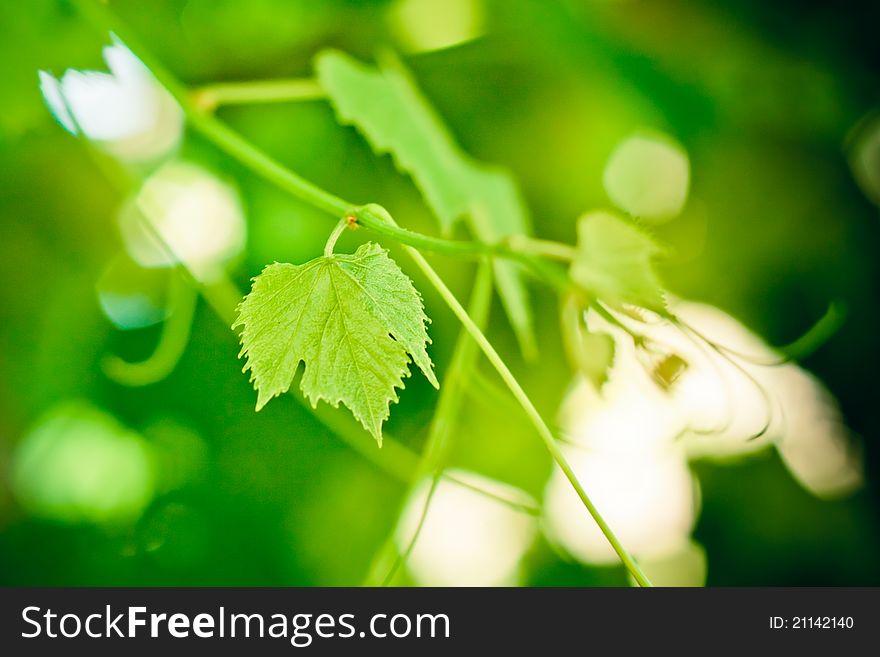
xmin=1 ymin=0 xmax=878 ymax=586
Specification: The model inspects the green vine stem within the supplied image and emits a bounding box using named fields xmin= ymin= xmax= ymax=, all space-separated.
xmin=507 ymin=234 xmax=579 ymax=261
xmin=75 ymin=0 xmax=578 ymax=271
xmin=73 ymin=0 xmax=652 ymax=587
xmin=102 ymin=267 xmax=198 ymax=386
xmin=323 ymin=217 xmax=349 ymax=257
xmin=405 ymin=248 xmax=652 ymax=586
xmin=192 ymin=79 xmax=325 ymax=112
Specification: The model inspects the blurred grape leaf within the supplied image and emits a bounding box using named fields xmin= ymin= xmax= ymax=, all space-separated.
xmin=570 ymin=211 xmax=666 ymax=311
xmin=234 ymin=242 xmax=437 ymax=444
xmin=315 ymin=50 xmax=535 ymax=356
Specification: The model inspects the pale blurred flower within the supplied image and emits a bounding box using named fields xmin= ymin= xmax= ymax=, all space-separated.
xmin=549 ymin=299 xmax=862 ymax=572
xmin=397 ymin=470 xmax=537 ymax=586
xmin=118 ymin=160 xmax=246 ymax=282
xmin=38 ymin=34 xmax=183 ymax=161
xmin=636 ymin=540 xmax=707 ymax=587
xmin=544 ymin=445 xmax=698 ymax=564
xmin=767 ymin=365 xmax=863 ymax=499
xmin=580 ymin=302 xmax=779 ymax=450
xmin=577 ymin=300 xmax=862 ymax=496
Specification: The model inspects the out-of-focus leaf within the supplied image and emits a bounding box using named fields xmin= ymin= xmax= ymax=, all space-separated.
xmin=560 ymin=296 xmax=615 ymax=389
xmin=315 ymin=50 xmax=535 ymax=356
xmin=234 ymin=242 xmax=437 ymax=443
xmin=316 ymin=50 xmax=466 ymax=231
xmin=570 ymin=211 xmax=666 ymax=311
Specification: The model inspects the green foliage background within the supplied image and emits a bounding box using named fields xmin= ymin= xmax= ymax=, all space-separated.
xmin=1 ymin=0 xmax=879 ymax=585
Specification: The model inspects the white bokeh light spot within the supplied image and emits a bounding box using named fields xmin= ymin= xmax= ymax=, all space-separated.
xmin=603 ymin=131 xmax=690 ymax=223
xmin=119 ymin=161 xmax=247 ymax=282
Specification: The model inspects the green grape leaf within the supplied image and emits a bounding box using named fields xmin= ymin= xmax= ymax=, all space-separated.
xmin=233 ymin=242 xmax=438 ymax=444
xmin=315 ymin=50 xmax=535 ymax=357
xmin=570 ymin=211 xmax=666 ymax=311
